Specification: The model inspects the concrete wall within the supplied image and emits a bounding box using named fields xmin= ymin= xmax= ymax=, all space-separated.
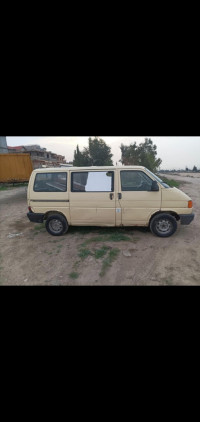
xmin=0 ymin=136 xmax=8 ymax=153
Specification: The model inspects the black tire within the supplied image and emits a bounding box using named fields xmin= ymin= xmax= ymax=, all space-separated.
xmin=45 ymin=214 xmax=68 ymax=236
xmin=150 ymin=213 xmax=177 ymax=237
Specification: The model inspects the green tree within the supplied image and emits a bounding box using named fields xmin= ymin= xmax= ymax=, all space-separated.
xmin=120 ymin=138 xmax=162 ymax=172
xmin=73 ymin=145 xmax=83 ymax=166
xmin=73 ymin=137 xmax=113 ymax=166
xmin=73 ymin=145 xmax=92 ymax=166
xmin=193 ymin=165 xmax=197 ymax=172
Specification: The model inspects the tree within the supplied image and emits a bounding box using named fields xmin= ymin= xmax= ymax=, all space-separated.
xmin=73 ymin=145 xmax=83 ymax=166
xmin=120 ymin=138 xmax=162 ymax=173
xmin=193 ymin=165 xmax=197 ymax=172
xmin=73 ymin=137 xmax=113 ymax=166
xmin=73 ymin=145 xmax=92 ymax=166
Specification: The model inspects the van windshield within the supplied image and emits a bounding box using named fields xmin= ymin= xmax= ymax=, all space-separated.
xmin=145 ymin=168 xmax=170 ymax=188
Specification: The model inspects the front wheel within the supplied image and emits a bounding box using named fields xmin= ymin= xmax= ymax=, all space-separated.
xmin=45 ymin=214 xmax=68 ymax=236
xmin=150 ymin=214 xmax=177 ymax=237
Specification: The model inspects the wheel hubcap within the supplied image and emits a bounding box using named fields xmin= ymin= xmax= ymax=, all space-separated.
xmin=156 ymin=219 xmax=172 ymax=234
xmin=49 ymin=219 xmax=63 ymax=233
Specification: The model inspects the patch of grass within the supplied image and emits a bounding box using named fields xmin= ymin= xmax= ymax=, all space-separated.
xmin=96 ymin=227 xmax=132 ymax=241
xmin=107 ymin=232 xmax=131 ymax=242
xmin=164 ymin=278 xmax=174 ymax=286
xmin=82 ymin=232 xmax=131 ymax=246
xmin=0 ymin=183 xmax=28 ymax=191
xmin=69 ymin=226 xmax=99 ymax=235
xmin=69 ymin=226 xmax=134 ymax=239
xmin=67 ymin=227 xmax=138 ymax=280
xmin=0 ymin=186 xmax=9 ymax=191
xmin=94 ymin=246 xmax=110 ymax=259
xmin=100 ymin=248 xmax=120 ymax=277
xmin=69 ymin=271 xmax=80 ymax=280
xmin=34 ymin=223 xmax=46 ymax=232
xmin=78 ymin=248 xmax=92 ymax=260
xmin=162 ymin=177 xmax=180 ymax=188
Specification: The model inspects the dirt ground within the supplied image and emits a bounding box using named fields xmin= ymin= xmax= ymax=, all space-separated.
xmin=0 ymin=172 xmax=199 ymax=285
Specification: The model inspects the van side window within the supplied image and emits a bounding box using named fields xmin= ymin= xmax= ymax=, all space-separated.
xmin=34 ymin=173 xmax=67 ymax=192
xmin=121 ymin=171 xmax=152 ymax=191
xmin=71 ymin=172 xmax=114 ymax=192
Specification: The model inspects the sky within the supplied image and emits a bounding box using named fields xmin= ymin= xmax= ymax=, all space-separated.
xmin=6 ymin=136 xmax=200 ymax=170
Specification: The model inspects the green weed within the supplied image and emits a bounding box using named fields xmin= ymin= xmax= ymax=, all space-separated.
xmin=81 ymin=232 xmax=131 ymax=245
xmin=0 ymin=183 xmax=28 ymax=191
xmin=100 ymin=248 xmax=120 ymax=277
xmin=0 ymin=186 xmax=9 ymax=191
xmin=78 ymin=248 xmax=92 ymax=259
xmin=69 ymin=272 xmax=80 ymax=280
xmin=34 ymin=223 xmax=46 ymax=232
xmin=162 ymin=177 xmax=180 ymax=188
xmin=94 ymin=246 xmax=110 ymax=259
xmin=69 ymin=226 xmax=99 ymax=235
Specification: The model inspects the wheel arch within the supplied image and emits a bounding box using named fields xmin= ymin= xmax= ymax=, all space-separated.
xmin=149 ymin=211 xmax=180 ymax=226
xmin=44 ymin=210 xmax=68 ymax=223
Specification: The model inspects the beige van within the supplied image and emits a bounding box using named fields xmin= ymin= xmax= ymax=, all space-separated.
xmin=27 ymin=166 xmax=194 ymax=237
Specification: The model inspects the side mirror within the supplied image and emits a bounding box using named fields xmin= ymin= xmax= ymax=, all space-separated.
xmin=151 ymin=181 xmax=159 ymax=191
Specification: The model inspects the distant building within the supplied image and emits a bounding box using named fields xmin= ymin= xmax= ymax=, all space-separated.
xmin=7 ymin=144 xmax=66 ymax=169
xmin=0 ymin=136 xmax=8 ymax=153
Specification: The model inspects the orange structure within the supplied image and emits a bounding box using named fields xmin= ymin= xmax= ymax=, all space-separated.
xmin=0 ymin=153 xmax=33 ymax=183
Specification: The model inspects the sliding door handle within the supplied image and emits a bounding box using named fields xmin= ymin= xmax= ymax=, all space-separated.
xmin=110 ymin=193 xmax=114 ymax=200
xmin=118 ymin=193 xmax=122 ymax=200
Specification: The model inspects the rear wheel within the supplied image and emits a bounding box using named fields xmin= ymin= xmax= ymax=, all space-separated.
xmin=45 ymin=214 xmax=68 ymax=236
xmin=150 ymin=214 xmax=177 ymax=237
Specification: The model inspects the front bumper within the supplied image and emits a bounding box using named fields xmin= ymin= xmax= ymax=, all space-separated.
xmin=27 ymin=212 xmax=45 ymax=223
xmin=180 ymin=213 xmax=195 ymax=225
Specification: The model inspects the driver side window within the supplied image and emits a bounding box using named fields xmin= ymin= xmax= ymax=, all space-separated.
xmin=120 ymin=171 xmax=152 ymax=191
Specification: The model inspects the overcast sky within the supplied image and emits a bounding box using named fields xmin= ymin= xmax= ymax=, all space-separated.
xmin=6 ymin=136 xmax=200 ymax=170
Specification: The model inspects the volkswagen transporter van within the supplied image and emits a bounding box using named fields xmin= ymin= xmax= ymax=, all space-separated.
xmin=27 ymin=166 xmax=195 ymax=237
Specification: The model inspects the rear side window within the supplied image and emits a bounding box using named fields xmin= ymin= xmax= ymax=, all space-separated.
xmin=71 ymin=171 xmax=114 ymax=192
xmin=34 ymin=173 xmax=67 ymax=192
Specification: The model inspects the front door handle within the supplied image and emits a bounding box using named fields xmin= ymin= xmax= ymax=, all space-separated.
xmin=110 ymin=193 xmax=114 ymax=200
xmin=118 ymin=193 xmax=122 ymax=200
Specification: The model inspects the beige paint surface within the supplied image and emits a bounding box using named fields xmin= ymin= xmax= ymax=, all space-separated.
xmin=28 ymin=166 xmax=193 ymax=227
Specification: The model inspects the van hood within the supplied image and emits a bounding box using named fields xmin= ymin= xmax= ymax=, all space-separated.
xmin=161 ymin=187 xmax=191 ymax=209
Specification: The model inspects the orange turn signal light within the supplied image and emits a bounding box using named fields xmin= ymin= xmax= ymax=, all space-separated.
xmin=188 ymin=200 xmax=193 ymax=208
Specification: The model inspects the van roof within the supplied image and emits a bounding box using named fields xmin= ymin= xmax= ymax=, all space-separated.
xmin=32 ymin=166 xmax=146 ymax=172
